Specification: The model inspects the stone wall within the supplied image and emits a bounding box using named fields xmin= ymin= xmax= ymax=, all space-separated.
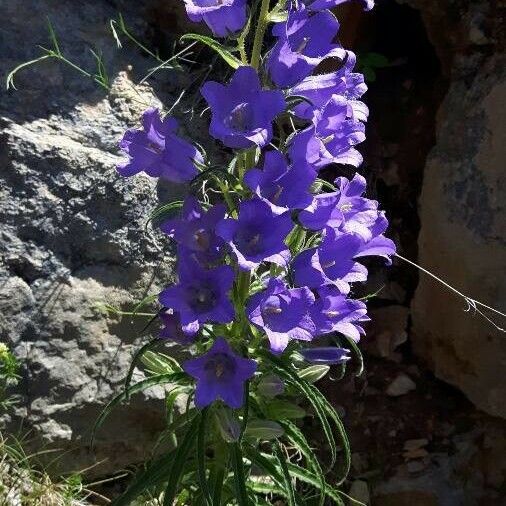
xmin=406 ymin=0 xmax=506 ymax=419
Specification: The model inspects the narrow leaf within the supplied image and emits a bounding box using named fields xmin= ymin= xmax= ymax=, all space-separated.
xmin=180 ymin=34 xmax=242 ymax=69
xmin=230 ymin=443 xmax=250 ymax=506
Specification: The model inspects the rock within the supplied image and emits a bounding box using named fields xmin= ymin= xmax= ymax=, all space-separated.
xmin=365 ymin=306 xmax=410 ymax=361
xmin=0 ymin=0 xmax=193 ymax=475
xmin=386 ymin=374 xmax=417 ymax=397
xmin=349 ymin=480 xmax=370 ymax=505
xmin=408 ymin=0 xmax=506 ymax=419
xmin=374 ymin=491 xmax=438 ymax=506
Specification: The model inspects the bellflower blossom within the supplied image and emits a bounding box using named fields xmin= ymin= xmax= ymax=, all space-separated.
xmin=117 ymin=107 xmax=202 ymax=182
xmin=310 ymin=285 xmax=368 ymax=340
xmin=293 ymin=228 xmax=367 ymax=292
xmin=244 ymin=150 xmax=315 ymax=214
xmin=216 ymin=199 xmax=293 ymax=270
xmin=160 ymin=197 xmax=226 ymax=264
xmin=183 ymin=337 xmax=257 ymax=408
xmin=301 ymin=0 xmax=375 ymax=11
xmin=247 ymin=278 xmax=316 ymax=353
xmin=290 ymin=51 xmax=368 ymax=121
xmin=183 ymin=0 xmax=247 ymax=37
xmin=110 ymin=0 xmax=397 ymax=497
xmin=290 ymin=95 xmax=366 ymax=169
xmin=267 ymin=6 xmax=345 ymax=87
xmin=299 ymin=173 xmax=381 ymax=240
xmin=159 ymin=312 xmax=198 ymax=344
xmin=201 ymin=66 xmax=286 ymax=149
xmin=159 ymin=258 xmax=234 ymax=329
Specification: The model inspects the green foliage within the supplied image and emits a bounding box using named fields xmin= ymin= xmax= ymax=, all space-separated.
xmin=357 ymin=52 xmax=390 ymax=82
xmin=181 ymin=33 xmax=243 ymax=69
xmin=0 ymin=343 xmax=20 ymax=412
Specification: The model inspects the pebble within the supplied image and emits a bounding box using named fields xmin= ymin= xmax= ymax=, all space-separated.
xmin=386 ymin=373 xmax=417 ymax=397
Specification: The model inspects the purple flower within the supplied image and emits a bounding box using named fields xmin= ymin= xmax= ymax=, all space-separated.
xmin=290 ymin=51 xmax=368 ymax=121
xmin=247 ymin=278 xmax=316 ymax=353
xmin=300 ymin=347 xmax=350 ymax=364
xmin=299 ymin=173 xmax=381 ymax=240
xmin=354 ymin=212 xmax=397 ymax=264
xmin=310 ymin=286 xmax=368 ymax=340
xmin=117 ymin=107 xmax=202 ymax=182
xmin=183 ymin=0 xmax=247 ymax=37
xmin=160 ymin=197 xmax=226 ymax=264
xmin=290 ymin=95 xmax=366 ymax=170
xmin=216 ymin=199 xmax=293 ymax=270
xmin=201 ymin=66 xmax=286 ymax=149
xmin=159 ymin=258 xmax=234 ymax=329
xmin=267 ymin=6 xmax=345 ymax=88
xmin=293 ymin=228 xmax=367 ymax=292
xmin=183 ymin=337 xmax=257 ymax=409
xmin=302 ymin=0 xmax=375 ymax=12
xmin=159 ymin=312 xmax=198 ymax=344
xmin=244 ymin=150 xmax=315 ymax=214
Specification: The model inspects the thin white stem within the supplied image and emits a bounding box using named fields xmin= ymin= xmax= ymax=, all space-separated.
xmin=395 ymin=253 xmax=505 ymax=332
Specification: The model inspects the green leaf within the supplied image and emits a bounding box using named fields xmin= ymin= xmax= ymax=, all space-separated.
xmin=267 ymin=10 xmax=288 ymax=22
xmin=110 ymin=449 xmax=177 ymax=505
xmin=298 ymin=365 xmax=331 ymax=384
xmin=366 ymin=52 xmax=389 ymax=68
xmin=261 ymin=352 xmax=337 ymax=469
xmin=244 ymin=419 xmax=284 ymax=440
xmin=215 ymin=406 xmax=241 ymax=443
xmin=230 ymin=443 xmax=250 ymax=506
xmin=264 ymin=399 xmax=306 ymax=420
xmin=92 ymin=372 xmax=188 ymax=446
xmin=197 ymin=408 xmax=213 ymax=506
xmin=180 ymin=34 xmax=243 ymax=69
xmin=146 ymin=200 xmax=184 ymax=228
xmin=274 ymin=442 xmax=298 ymax=506
xmin=124 ymin=338 xmax=161 ymax=398
xmin=281 ymin=421 xmax=325 ymax=506
xmin=141 ymin=351 xmax=183 ymax=376
xmin=243 ymin=445 xmax=286 ymax=492
xmin=284 ymin=463 xmax=345 ymax=505
xmin=210 ymin=440 xmax=229 ymax=506
xmin=163 ymin=414 xmax=202 ymax=506
xmin=340 ymin=335 xmax=364 ymax=377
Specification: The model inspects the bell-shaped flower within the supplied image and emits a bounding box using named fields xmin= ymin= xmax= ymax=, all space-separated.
xmin=290 ymin=51 xmax=368 ymax=121
xmin=159 ymin=312 xmax=198 ymax=344
xmin=183 ymin=337 xmax=257 ymax=409
xmin=299 ymin=173 xmax=381 ymax=241
xmin=293 ymin=228 xmax=367 ymax=293
xmin=216 ymin=199 xmax=293 ymax=270
xmin=244 ymin=150 xmax=315 ymax=214
xmin=354 ymin=212 xmax=396 ymax=264
xmin=117 ymin=107 xmax=202 ymax=182
xmin=267 ymin=6 xmax=345 ymax=88
xmin=300 ymin=0 xmax=374 ymax=11
xmin=159 ymin=257 xmax=234 ymax=330
xmin=161 ymin=197 xmax=226 ymax=264
xmin=289 ymin=95 xmax=366 ymax=170
xmin=183 ymin=0 xmax=247 ymax=37
xmin=247 ymin=277 xmax=316 ymax=353
xmin=310 ymin=286 xmax=369 ymax=341
xmin=201 ymin=66 xmax=286 ymax=149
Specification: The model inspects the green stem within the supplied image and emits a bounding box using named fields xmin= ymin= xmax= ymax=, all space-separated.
xmin=197 ymin=408 xmax=213 ymax=506
xmin=250 ymin=0 xmax=271 ymax=70
xmin=230 ymin=443 xmax=250 ymax=506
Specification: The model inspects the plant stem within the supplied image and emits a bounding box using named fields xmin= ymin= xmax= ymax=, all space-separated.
xmin=250 ymin=0 xmax=271 ymax=70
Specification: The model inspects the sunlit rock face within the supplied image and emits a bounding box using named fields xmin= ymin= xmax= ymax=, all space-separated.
xmin=408 ymin=0 xmax=506 ymax=419
xmin=0 ymin=0 xmax=197 ymax=475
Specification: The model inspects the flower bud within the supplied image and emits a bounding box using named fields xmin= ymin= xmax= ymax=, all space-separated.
xmin=257 ymin=374 xmax=284 ymax=399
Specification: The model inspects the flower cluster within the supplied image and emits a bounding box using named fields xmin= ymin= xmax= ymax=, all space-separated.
xmin=118 ymin=0 xmax=392 ymax=411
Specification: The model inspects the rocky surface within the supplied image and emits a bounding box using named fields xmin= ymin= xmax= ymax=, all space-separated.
xmin=406 ymin=0 xmax=506 ymax=419
xmin=0 ymin=0 xmax=195 ymax=475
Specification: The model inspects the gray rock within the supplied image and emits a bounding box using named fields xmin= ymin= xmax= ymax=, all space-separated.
xmin=0 ymin=0 xmax=192 ymax=475
xmin=407 ymin=0 xmax=506 ymax=419
xmin=386 ymin=374 xmax=417 ymax=397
